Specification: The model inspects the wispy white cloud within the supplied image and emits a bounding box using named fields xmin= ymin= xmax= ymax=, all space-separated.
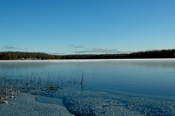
xmin=70 ymin=45 xmax=135 ymax=54
xmin=2 ymin=45 xmax=28 ymax=51
xmin=69 ymin=45 xmax=86 ymax=49
xmin=18 ymin=48 xmax=28 ymax=51
xmin=3 ymin=45 xmax=15 ymax=49
xmin=47 ymin=51 xmax=64 ymax=55
xmin=74 ymin=48 xmax=120 ymax=54
xmin=53 ymin=52 xmax=64 ymax=55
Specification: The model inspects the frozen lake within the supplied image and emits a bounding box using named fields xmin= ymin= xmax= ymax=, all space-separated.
xmin=0 ymin=59 xmax=175 ymax=115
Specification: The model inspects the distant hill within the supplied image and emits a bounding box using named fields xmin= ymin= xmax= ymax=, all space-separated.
xmin=0 ymin=49 xmax=175 ymax=60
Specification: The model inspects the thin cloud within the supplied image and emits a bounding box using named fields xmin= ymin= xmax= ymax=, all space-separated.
xmin=2 ymin=45 xmax=28 ymax=51
xmin=69 ymin=45 xmax=86 ymax=49
xmin=3 ymin=45 xmax=15 ymax=49
xmin=53 ymin=52 xmax=64 ymax=55
xmin=73 ymin=48 xmax=135 ymax=54
xmin=18 ymin=48 xmax=28 ymax=51
xmin=13 ymin=12 xmax=36 ymax=17
xmin=48 ymin=52 xmax=64 ymax=55
xmin=74 ymin=48 xmax=119 ymax=54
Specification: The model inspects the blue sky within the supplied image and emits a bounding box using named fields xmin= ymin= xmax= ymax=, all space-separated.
xmin=0 ymin=0 xmax=175 ymax=54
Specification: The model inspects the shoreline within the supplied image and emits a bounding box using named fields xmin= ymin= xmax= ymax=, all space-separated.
xmin=0 ymin=58 xmax=175 ymax=62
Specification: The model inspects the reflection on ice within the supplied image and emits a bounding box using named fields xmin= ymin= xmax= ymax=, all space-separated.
xmin=1 ymin=70 xmax=175 ymax=116
xmin=1 ymin=60 xmax=175 ymax=116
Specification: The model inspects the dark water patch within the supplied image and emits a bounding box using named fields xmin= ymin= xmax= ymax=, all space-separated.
xmin=35 ymin=95 xmax=64 ymax=107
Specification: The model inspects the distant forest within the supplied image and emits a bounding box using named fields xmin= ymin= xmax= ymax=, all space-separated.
xmin=0 ymin=49 xmax=175 ymax=60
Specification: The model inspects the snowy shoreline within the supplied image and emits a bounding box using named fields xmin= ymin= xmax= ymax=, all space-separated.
xmin=0 ymin=93 xmax=73 ymax=116
xmin=0 ymin=58 xmax=175 ymax=62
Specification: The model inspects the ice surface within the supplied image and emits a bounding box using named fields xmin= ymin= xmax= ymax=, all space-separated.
xmin=1 ymin=60 xmax=175 ymax=116
xmin=58 ymin=89 xmax=175 ymax=116
xmin=0 ymin=93 xmax=74 ymax=116
xmin=1 ymin=87 xmax=175 ymax=116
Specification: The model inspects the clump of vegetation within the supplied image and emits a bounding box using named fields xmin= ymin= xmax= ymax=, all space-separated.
xmin=0 ymin=71 xmax=85 ymax=106
xmin=0 ymin=73 xmax=20 ymax=105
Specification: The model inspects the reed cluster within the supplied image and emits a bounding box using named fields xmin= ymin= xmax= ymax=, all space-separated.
xmin=0 ymin=71 xmax=85 ymax=106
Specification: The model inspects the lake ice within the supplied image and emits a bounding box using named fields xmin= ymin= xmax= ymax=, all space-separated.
xmin=0 ymin=59 xmax=175 ymax=116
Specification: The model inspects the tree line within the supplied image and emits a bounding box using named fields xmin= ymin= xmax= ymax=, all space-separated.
xmin=0 ymin=49 xmax=175 ymax=60
xmin=0 ymin=52 xmax=61 ymax=60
